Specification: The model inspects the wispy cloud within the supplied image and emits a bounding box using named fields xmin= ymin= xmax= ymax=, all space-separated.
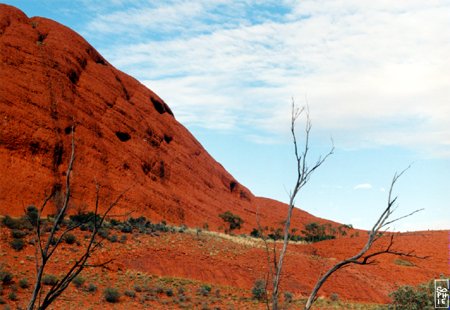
xmin=353 ymin=183 xmax=373 ymax=190
xmin=82 ymin=0 xmax=450 ymax=158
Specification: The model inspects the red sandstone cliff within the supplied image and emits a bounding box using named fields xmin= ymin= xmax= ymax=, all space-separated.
xmin=0 ymin=4 xmax=331 ymax=231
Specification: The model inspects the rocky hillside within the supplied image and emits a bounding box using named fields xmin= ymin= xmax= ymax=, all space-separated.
xmin=0 ymin=4 xmax=332 ymax=232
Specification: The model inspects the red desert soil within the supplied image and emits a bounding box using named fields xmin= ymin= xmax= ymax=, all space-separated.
xmin=0 ymin=4 xmax=448 ymax=309
xmin=0 ymin=226 xmax=447 ymax=308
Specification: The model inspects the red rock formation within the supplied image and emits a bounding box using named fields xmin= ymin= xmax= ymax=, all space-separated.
xmin=0 ymin=4 xmax=332 ymax=231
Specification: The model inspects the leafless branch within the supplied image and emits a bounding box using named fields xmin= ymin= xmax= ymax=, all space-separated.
xmin=304 ymin=169 xmax=425 ymax=310
xmin=27 ymin=127 xmax=128 ymax=310
xmin=271 ymin=99 xmax=334 ymax=310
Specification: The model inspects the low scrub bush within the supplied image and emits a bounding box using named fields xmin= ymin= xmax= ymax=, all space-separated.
xmin=86 ymin=283 xmax=97 ymax=293
xmin=120 ymin=224 xmax=133 ymax=233
xmin=10 ymin=238 xmax=25 ymax=251
xmin=0 ymin=270 xmax=13 ymax=284
xmin=252 ymin=279 xmax=266 ymax=301
xmin=166 ymin=288 xmax=174 ymax=297
xmin=219 ymin=211 xmax=243 ymax=232
xmin=64 ymin=233 xmax=77 ymax=245
xmin=69 ymin=212 xmax=99 ymax=225
xmin=330 ymin=292 xmax=339 ymax=302
xmin=250 ymin=228 xmax=262 ymax=238
xmin=124 ymin=289 xmax=136 ymax=298
xmin=389 ymin=281 xmax=433 ymax=309
xmin=11 ymin=229 xmax=27 ymax=239
xmin=42 ymin=274 xmax=58 ymax=286
xmin=198 ymin=284 xmax=211 ymax=296
xmin=25 ymin=205 xmax=39 ymax=226
xmin=104 ymin=287 xmax=120 ymax=303
xmin=8 ymin=291 xmax=17 ymax=301
xmin=302 ymin=222 xmax=336 ymax=242
xmin=19 ymin=278 xmax=29 ymax=289
xmin=73 ymin=276 xmax=85 ymax=288
xmin=98 ymin=228 xmax=109 ymax=238
xmin=108 ymin=234 xmax=118 ymax=242
xmin=284 ymin=291 xmax=293 ymax=303
xmin=2 ymin=216 xmax=29 ymax=230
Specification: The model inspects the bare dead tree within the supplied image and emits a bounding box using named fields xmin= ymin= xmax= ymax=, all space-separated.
xmin=271 ymin=100 xmax=334 ymax=309
xmin=269 ymin=101 xmax=425 ymax=310
xmin=27 ymin=128 xmax=127 ymax=310
xmin=304 ymin=168 xmax=426 ymax=309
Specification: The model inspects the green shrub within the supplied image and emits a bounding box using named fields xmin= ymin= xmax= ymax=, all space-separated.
xmin=198 ymin=284 xmax=211 ymax=296
xmin=127 ymin=216 xmax=148 ymax=231
xmin=250 ymin=228 xmax=262 ymax=238
xmin=302 ymin=222 xmax=336 ymax=242
xmin=19 ymin=278 xmax=29 ymax=289
xmin=121 ymin=225 xmax=133 ymax=233
xmin=98 ymin=228 xmax=109 ymax=238
xmin=0 ymin=271 xmax=13 ymax=284
xmin=124 ymin=289 xmax=136 ymax=298
xmin=2 ymin=216 xmax=24 ymax=230
xmin=165 ymin=288 xmax=174 ymax=297
xmin=8 ymin=291 xmax=17 ymax=301
xmin=42 ymin=274 xmax=58 ymax=286
xmin=108 ymin=234 xmax=118 ymax=243
xmin=11 ymin=229 xmax=27 ymax=239
xmin=86 ymin=283 xmax=97 ymax=293
xmin=268 ymin=227 xmax=283 ymax=240
xmin=284 ymin=291 xmax=293 ymax=303
xmin=154 ymin=221 xmax=169 ymax=232
xmin=73 ymin=276 xmax=85 ymax=288
xmin=252 ymin=279 xmax=266 ymax=301
xmin=10 ymin=238 xmax=25 ymax=251
xmin=64 ymin=233 xmax=77 ymax=245
xmin=330 ymin=292 xmax=339 ymax=302
xmin=109 ymin=219 xmax=121 ymax=226
xmin=389 ymin=282 xmax=433 ymax=309
xmin=25 ymin=205 xmax=39 ymax=226
xmin=219 ymin=211 xmax=243 ymax=232
xmin=104 ymin=287 xmax=120 ymax=303
xmin=69 ymin=212 xmax=99 ymax=225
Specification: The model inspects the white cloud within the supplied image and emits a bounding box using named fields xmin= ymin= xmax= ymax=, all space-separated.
xmin=85 ymin=0 xmax=450 ymax=158
xmin=353 ymin=183 xmax=373 ymax=190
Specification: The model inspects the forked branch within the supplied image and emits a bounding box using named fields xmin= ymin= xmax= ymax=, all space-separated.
xmin=27 ymin=128 xmax=128 ymax=310
xmin=272 ymin=100 xmax=334 ymax=310
xmin=304 ymin=168 xmax=426 ymax=310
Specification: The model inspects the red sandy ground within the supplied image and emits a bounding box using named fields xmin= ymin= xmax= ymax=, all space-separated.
xmin=0 ymin=225 xmax=447 ymax=309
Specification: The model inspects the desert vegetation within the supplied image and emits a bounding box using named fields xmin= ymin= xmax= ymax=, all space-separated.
xmin=0 ymin=215 xmax=446 ymax=309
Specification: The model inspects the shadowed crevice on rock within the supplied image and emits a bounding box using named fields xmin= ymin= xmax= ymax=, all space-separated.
xmin=115 ymin=131 xmax=131 ymax=142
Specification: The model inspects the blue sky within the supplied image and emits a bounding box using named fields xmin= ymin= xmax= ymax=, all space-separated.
xmin=5 ymin=1 xmax=449 ymax=231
